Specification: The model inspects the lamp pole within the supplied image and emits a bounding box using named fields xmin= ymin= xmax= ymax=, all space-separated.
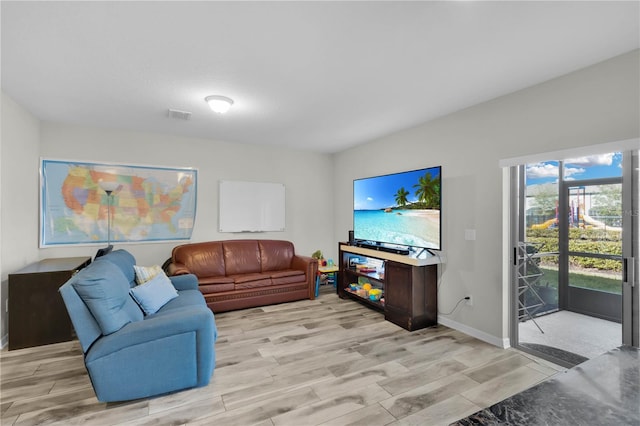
xmin=99 ymin=181 xmax=119 ymax=247
xmin=105 ymin=189 xmax=113 ymax=246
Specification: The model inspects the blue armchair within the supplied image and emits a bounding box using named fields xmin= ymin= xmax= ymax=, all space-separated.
xmin=59 ymin=249 xmax=216 ymax=402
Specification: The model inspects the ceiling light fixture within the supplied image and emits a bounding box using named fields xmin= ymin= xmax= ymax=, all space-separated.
xmin=205 ymin=95 xmax=234 ymax=114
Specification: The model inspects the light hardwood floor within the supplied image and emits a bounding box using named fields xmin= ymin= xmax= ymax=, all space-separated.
xmin=1 ymin=287 xmax=563 ymax=425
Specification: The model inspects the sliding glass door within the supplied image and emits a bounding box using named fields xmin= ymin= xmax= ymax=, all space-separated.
xmin=560 ymin=180 xmax=622 ymax=322
xmin=511 ymin=150 xmax=638 ymax=366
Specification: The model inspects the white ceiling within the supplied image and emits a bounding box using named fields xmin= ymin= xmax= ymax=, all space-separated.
xmin=2 ymin=1 xmax=639 ymax=154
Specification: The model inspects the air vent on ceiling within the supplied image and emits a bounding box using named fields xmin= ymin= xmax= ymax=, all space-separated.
xmin=167 ymin=109 xmax=192 ymax=121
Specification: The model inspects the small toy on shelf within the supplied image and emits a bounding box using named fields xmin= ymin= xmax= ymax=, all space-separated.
xmin=311 ymin=250 xmax=327 ymax=266
xmin=356 ymin=264 xmax=377 ymax=273
xmin=369 ymin=289 xmax=383 ymax=301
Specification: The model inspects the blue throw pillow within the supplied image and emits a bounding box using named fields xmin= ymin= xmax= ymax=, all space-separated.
xmin=130 ymin=271 xmax=179 ymax=315
xmin=71 ymin=260 xmax=143 ymax=335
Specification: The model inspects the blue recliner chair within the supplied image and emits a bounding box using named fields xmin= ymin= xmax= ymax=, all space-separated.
xmin=59 ymin=249 xmax=216 ymax=402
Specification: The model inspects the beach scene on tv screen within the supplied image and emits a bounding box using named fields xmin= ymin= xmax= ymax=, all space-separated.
xmin=354 ymin=167 xmax=441 ymax=249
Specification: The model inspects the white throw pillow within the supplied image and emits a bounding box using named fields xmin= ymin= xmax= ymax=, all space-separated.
xmin=133 ymin=264 xmax=163 ymax=284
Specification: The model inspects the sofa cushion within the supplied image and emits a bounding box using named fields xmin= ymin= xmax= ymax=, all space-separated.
xmin=133 ymin=264 xmax=163 ymax=284
xmin=259 ymin=240 xmax=294 ymax=272
xmin=223 ymin=240 xmax=261 ymax=275
xmin=232 ymin=272 xmax=271 ymax=284
xmin=197 ymin=276 xmax=235 ymax=294
xmin=71 ymin=259 xmax=143 ymax=335
xmin=148 ymin=289 xmax=206 ymax=314
xmin=59 ymin=280 xmax=103 ymax=353
xmin=199 ymin=283 xmax=235 ymax=294
xmin=235 ymin=280 xmax=273 ymax=289
xmin=270 ymin=269 xmax=306 ymax=285
xmin=231 ymin=273 xmax=272 ymax=289
xmin=269 ymin=270 xmax=304 ymax=279
xmin=199 ymin=276 xmax=234 ymax=285
xmin=101 ymin=249 xmax=138 ymax=287
xmin=173 ymin=241 xmax=226 ymax=277
xmin=130 ymin=272 xmax=179 ymax=315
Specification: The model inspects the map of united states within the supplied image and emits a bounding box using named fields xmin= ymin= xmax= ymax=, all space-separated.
xmin=41 ymin=161 xmax=197 ymax=246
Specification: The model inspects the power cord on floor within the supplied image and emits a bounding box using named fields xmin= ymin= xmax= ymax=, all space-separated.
xmin=439 ymin=296 xmax=471 ymax=315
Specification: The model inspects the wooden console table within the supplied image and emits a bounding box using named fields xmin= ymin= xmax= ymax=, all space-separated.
xmin=8 ymin=257 xmax=91 ymax=350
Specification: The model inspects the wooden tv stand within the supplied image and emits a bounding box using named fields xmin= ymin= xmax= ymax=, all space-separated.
xmin=337 ymin=243 xmax=443 ymax=331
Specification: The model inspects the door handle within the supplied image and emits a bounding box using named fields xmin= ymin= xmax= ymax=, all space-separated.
xmin=623 ymin=257 xmax=635 ymax=287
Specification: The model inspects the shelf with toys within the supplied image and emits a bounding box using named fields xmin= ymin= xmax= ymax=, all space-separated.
xmin=337 ymin=243 xmax=441 ymax=331
xmin=342 ymin=257 xmax=385 ymax=311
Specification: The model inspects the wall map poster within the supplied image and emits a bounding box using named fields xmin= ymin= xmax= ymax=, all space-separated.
xmin=40 ymin=159 xmax=197 ymax=247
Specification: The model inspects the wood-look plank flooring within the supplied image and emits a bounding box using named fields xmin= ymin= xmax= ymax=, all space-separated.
xmin=1 ymin=286 xmax=563 ymax=425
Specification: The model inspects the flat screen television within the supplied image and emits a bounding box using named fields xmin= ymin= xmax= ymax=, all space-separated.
xmin=353 ymin=166 xmax=441 ymax=253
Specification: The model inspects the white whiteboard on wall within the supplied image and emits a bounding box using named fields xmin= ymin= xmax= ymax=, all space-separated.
xmin=219 ymin=180 xmax=285 ymax=232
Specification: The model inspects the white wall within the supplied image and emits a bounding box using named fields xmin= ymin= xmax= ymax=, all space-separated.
xmin=1 ymin=92 xmax=41 ymax=346
xmin=2 ymin=49 xmax=638 ymax=349
xmin=333 ymin=49 xmax=640 ymax=345
xmin=0 ymin=98 xmax=336 ymax=346
xmin=38 ymin=123 xmax=335 ymax=265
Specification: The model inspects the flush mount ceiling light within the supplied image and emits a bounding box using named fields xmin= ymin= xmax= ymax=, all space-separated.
xmin=205 ymin=95 xmax=234 ymax=114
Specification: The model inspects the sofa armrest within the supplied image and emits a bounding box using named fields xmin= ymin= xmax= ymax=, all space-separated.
xmin=167 ymin=261 xmax=191 ymax=276
xmin=291 ymin=254 xmax=318 ymax=300
xmin=86 ymin=306 xmax=216 ymax=362
xmin=84 ymin=306 xmax=216 ymax=401
xmin=169 ymin=274 xmax=199 ymax=291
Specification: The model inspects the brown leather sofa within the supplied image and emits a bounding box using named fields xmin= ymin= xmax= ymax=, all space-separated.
xmin=167 ymin=239 xmax=318 ymax=313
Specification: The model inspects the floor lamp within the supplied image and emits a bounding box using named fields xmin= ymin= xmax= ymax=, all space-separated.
xmin=96 ymin=181 xmax=119 ymax=258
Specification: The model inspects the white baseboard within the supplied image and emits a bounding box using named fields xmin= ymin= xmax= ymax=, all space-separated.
xmin=438 ymin=316 xmax=510 ymax=349
xmin=1 ymin=333 xmax=7 ymax=350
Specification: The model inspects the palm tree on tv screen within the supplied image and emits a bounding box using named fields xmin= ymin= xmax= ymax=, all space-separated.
xmin=394 ymin=187 xmax=410 ymax=207
xmin=413 ymin=172 xmax=440 ymax=209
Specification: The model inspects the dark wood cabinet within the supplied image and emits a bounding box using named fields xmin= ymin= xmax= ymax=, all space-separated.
xmin=338 ymin=244 xmax=440 ymax=331
xmin=8 ymin=257 xmax=91 ymax=350
xmin=384 ymin=261 xmax=437 ymax=331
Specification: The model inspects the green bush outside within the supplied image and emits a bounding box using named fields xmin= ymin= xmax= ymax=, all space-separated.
xmin=526 ymin=227 xmax=622 ymax=272
xmin=539 ymin=267 xmax=621 ymax=294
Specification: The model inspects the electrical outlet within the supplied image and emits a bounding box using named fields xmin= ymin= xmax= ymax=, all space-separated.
xmin=465 ymin=295 xmax=473 ymax=306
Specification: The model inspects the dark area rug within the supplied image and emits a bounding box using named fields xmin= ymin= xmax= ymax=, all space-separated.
xmin=519 ymin=343 xmax=588 ymax=367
